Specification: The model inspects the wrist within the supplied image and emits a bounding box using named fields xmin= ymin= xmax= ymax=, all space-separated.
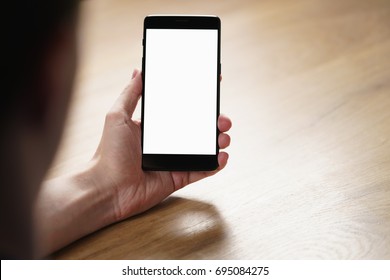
xmin=73 ymin=160 xmax=118 ymax=227
xmin=34 ymin=161 xmax=117 ymax=256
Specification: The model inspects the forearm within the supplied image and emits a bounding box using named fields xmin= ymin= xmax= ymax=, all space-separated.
xmin=34 ymin=162 xmax=116 ymax=257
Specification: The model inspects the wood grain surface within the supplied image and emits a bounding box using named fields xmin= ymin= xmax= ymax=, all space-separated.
xmin=51 ymin=0 xmax=390 ymax=259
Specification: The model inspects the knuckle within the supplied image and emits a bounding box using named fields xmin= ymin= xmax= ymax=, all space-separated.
xmin=105 ymin=108 xmax=127 ymax=123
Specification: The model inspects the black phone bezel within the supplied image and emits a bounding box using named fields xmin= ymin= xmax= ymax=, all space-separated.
xmin=141 ymin=15 xmax=221 ymax=171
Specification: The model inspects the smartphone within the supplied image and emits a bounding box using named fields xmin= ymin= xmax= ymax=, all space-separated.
xmin=141 ymin=15 xmax=221 ymax=171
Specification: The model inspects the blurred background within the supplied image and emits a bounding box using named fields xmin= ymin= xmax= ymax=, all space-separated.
xmin=51 ymin=0 xmax=390 ymax=259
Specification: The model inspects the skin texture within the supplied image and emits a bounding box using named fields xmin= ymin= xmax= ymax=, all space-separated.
xmin=34 ymin=70 xmax=231 ymax=257
xmin=93 ymin=69 xmax=231 ymax=219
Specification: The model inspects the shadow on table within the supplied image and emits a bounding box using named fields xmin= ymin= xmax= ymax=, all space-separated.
xmin=53 ymin=196 xmax=229 ymax=259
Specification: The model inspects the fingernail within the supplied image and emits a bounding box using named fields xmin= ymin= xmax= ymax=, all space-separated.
xmin=131 ymin=69 xmax=137 ymax=79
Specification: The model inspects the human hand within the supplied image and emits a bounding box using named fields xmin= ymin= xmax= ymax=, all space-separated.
xmin=91 ymin=69 xmax=232 ymax=221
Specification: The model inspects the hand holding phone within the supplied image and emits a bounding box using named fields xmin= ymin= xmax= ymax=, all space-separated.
xmin=141 ymin=15 xmax=221 ymax=171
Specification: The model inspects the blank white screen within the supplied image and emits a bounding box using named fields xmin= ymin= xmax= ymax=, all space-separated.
xmin=143 ymin=29 xmax=218 ymax=155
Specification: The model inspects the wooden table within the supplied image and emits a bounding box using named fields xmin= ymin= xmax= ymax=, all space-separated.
xmin=51 ymin=0 xmax=390 ymax=259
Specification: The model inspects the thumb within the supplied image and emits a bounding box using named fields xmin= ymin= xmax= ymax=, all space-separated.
xmin=112 ymin=69 xmax=143 ymax=117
